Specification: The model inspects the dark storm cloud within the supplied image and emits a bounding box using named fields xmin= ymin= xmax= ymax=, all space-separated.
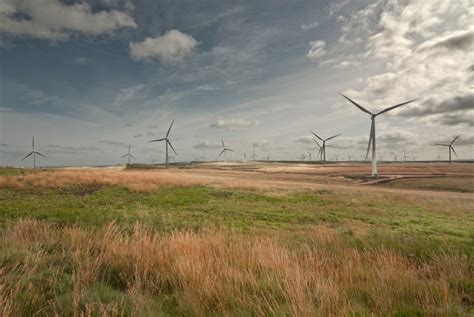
xmin=438 ymin=113 xmax=474 ymax=127
xmin=400 ymin=92 xmax=473 ymax=120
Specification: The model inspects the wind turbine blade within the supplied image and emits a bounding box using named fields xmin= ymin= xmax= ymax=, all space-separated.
xmin=451 ymin=146 xmax=458 ymax=157
xmin=166 ymin=120 xmax=174 ymax=138
xmin=35 ymin=152 xmax=46 ymax=158
xmin=148 ymin=138 xmax=166 ymax=142
xmin=22 ymin=152 xmax=33 ymax=161
xmin=221 ymin=139 xmax=225 ymax=148
xmin=217 ymin=149 xmax=225 ymax=158
xmin=130 ymin=154 xmax=136 ymax=160
xmin=313 ymin=139 xmax=321 ymax=148
xmin=375 ymin=98 xmax=417 ymax=116
xmin=365 ymin=121 xmax=374 ymax=160
xmin=325 ymin=134 xmax=341 ymax=141
xmin=227 ymin=148 xmax=235 ymax=152
xmin=450 ymin=134 xmax=460 ymax=145
xmin=167 ymin=140 xmax=177 ymax=154
xmin=121 ymin=154 xmax=128 ymax=158
xmin=310 ymin=131 xmax=323 ymax=141
xmin=434 ymin=143 xmax=449 ymax=146
xmin=341 ymin=94 xmax=373 ymax=115
xmin=32 ymin=136 xmax=35 ymax=149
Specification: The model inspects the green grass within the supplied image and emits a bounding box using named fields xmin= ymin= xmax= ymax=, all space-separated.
xmin=1 ymin=183 xmax=473 ymax=251
xmin=0 ymin=175 xmax=474 ymax=316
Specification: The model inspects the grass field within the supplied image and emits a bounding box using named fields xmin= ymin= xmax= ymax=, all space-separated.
xmin=1 ymin=165 xmax=473 ymax=316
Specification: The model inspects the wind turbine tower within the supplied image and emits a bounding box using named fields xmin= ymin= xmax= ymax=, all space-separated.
xmin=435 ymin=135 xmax=460 ymax=164
xmin=148 ymin=121 xmax=177 ymax=168
xmin=121 ymin=145 xmax=135 ymax=165
xmin=22 ymin=136 xmax=45 ymax=168
xmin=250 ymin=149 xmax=257 ymax=160
xmin=341 ymin=94 xmax=417 ymax=176
xmin=310 ymin=131 xmax=340 ymax=164
xmin=217 ymin=139 xmax=234 ymax=162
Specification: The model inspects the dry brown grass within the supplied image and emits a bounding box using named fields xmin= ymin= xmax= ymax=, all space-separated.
xmin=1 ymin=219 xmax=471 ymax=316
xmin=0 ymin=168 xmax=208 ymax=192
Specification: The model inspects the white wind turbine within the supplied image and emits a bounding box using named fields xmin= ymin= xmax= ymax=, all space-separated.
xmin=217 ymin=139 xmax=234 ymax=162
xmin=341 ymin=94 xmax=417 ymax=176
xmin=121 ymin=145 xmax=135 ymax=165
xmin=148 ymin=121 xmax=177 ymax=168
xmin=435 ymin=134 xmax=460 ymax=164
xmin=22 ymin=136 xmax=45 ymax=168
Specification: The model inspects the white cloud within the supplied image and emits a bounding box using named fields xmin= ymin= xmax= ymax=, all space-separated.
xmin=306 ymin=40 xmax=327 ymax=62
xmin=295 ymin=135 xmax=315 ymax=144
xmin=0 ymin=0 xmax=136 ymax=40
xmin=340 ymin=0 xmax=473 ymax=127
xmin=209 ymin=118 xmax=258 ymax=129
xmin=251 ymin=140 xmax=270 ymax=148
xmin=130 ymin=30 xmax=198 ymax=63
xmin=193 ymin=141 xmax=222 ymax=150
xmin=301 ymin=21 xmax=319 ymax=31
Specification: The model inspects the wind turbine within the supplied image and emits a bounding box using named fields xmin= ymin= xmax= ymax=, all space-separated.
xmin=403 ymin=151 xmax=409 ymax=162
xmin=313 ymin=139 xmax=323 ymax=161
xmin=333 ymin=154 xmax=340 ymax=161
xmin=198 ymin=152 xmax=206 ymax=161
xmin=121 ymin=145 xmax=135 ymax=165
xmin=250 ymin=149 xmax=258 ymax=160
xmin=148 ymin=121 xmax=177 ymax=168
xmin=310 ymin=131 xmax=340 ymax=164
xmin=341 ymin=94 xmax=417 ymax=176
xmin=242 ymin=153 xmax=247 ymax=161
xmin=435 ymin=135 xmax=460 ymax=164
xmin=308 ymin=152 xmax=312 ymax=161
xmin=22 ymin=136 xmax=45 ymax=168
xmin=217 ymin=139 xmax=234 ymax=161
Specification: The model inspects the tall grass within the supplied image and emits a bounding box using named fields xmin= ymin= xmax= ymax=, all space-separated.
xmin=1 ymin=219 xmax=471 ymax=316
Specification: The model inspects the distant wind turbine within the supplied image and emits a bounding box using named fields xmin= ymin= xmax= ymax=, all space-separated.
xmin=217 ymin=139 xmax=234 ymax=161
xmin=22 ymin=136 xmax=45 ymax=168
xmin=121 ymin=145 xmax=135 ymax=165
xmin=310 ymin=131 xmax=340 ymax=164
xmin=435 ymin=134 xmax=460 ymax=164
xmin=148 ymin=120 xmax=177 ymax=168
xmin=250 ymin=149 xmax=258 ymax=160
xmin=403 ymin=151 xmax=409 ymax=162
xmin=333 ymin=154 xmax=340 ymax=161
xmin=341 ymin=94 xmax=417 ymax=176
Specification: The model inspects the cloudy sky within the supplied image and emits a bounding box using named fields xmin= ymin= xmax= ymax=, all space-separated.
xmin=0 ymin=0 xmax=472 ymax=166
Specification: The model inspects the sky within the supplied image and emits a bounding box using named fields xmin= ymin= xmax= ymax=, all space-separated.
xmin=0 ymin=0 xmax=473 ymax=166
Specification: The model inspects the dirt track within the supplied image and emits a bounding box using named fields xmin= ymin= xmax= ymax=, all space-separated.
xmin=152 ymin=162 xmax=474 ymax=199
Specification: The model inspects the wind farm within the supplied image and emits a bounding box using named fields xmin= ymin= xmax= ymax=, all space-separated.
xmin=1 ymin=1 xmax=473 ymax=316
